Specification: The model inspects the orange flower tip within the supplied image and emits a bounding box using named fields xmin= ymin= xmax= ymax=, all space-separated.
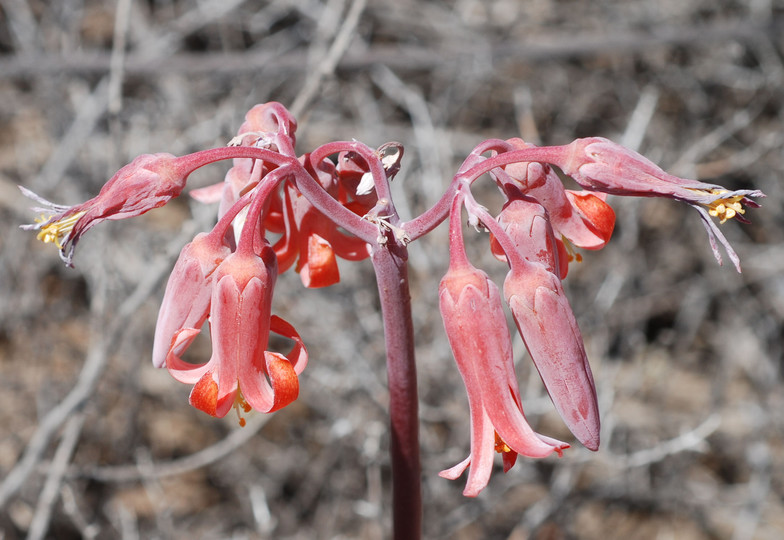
xmin=302 ymin=235 xmax=340 ymax=288
xmin=34 ymin=211 xmax=86 ymax=249
xmin=190 ymin=376 xmax=219 ymax=417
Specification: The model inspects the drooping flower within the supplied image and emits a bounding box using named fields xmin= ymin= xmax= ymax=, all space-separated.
xmin=439 ymin=195 xmax=568 ymax=496
xmin=164 ymin=239 xmax=307 ymax=420
xmin=495 ymin=194 xmax=600 ymax=451
xmin=21 ymin=153 xmax=190 ymax=265
xmin=504 ymin=139 xmax=615 ymax=246
xmin=554 ymin=137 xmax=764 ymax=271
xmin=151 ymin=229 xmax=232 ymax=369
xmin=191 ymin=107 xmax=375 ymax=288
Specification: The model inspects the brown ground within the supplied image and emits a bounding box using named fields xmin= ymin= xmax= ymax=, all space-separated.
xmin=1 ymin=1 xmax=783 ymax=538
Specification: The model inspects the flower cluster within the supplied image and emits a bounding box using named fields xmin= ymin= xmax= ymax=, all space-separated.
xmin=21 ymin=102 xmax=763 ymax=499
xmin=437 ymin=136 xmax=763 ymax=495
xmin=21 ymin=102 xmax=388 ymax=423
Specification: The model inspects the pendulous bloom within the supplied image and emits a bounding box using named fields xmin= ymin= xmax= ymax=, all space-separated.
xmin=496 ymin=194 xmax=600 ymax=451
xmin=439 ymin=195 xmax=568 ymax=496
xmin=553 ymin=137 xmax=764 ymax=271
xmin=492 ymin=158 xmax=616 ymax=277
xmin=164 ymin=238 xmax=307 ymax=421
xmin=502 ymin=139 xmax=615 ymax=249
xmin=158 ymin=166 xmax=309 ymax=420
xmin=151 ymin=229 xmax=232 ymax=370
xmin=21 ymin=153 xmax=191 ymax=266
xmin=267 ymin=154 xmax=372 ymax=288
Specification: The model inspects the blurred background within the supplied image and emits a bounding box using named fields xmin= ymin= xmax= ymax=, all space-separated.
xmin=1 ymin=1 xmax=783 ymax=538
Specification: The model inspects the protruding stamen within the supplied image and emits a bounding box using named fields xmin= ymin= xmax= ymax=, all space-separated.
xmin=561 ymin=236 xmax=583 ymax=263
xmin=233 ymin=389 xmax=252 ymax=427
xmin=35 ymin=211 xmax=86 ymax=249
xmin=706 ymin=191 xmax=746 ymax=224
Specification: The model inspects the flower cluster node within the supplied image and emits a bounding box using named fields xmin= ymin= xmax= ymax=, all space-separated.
xmin=20 ymin=102 xmax=763 ymax=501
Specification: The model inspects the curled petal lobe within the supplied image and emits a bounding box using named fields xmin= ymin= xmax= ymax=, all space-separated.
xmin=190 ymin=373 xmax=221 ymax=418
xmin=298 ymin=233 xmax=340 ymax=288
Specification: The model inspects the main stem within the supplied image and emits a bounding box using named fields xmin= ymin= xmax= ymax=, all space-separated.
xmin=371 ymin=240 xmax=422 ymax=540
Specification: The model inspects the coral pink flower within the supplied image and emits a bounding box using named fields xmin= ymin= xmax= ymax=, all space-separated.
xmin=497 ymin=195 xmax=600 ymax=451
xmin=21 ymin=153 xmax=191 ymax=265
xmin=555 ymin=137 xmax=764 ymax=270
xmin=191 ymin=105 xmax=374 ymax=288
xmin=151 ymin=230 xmax=231 ymax=369
xmin=439 ymin=196 xmax=568 ymax=496
xmin=165 ymin=239 xmax=307 ymax=420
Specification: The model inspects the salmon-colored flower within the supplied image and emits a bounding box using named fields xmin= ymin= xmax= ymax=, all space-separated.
xmin=165 ymin=239 xmax=307 ymax=420
xmin=269 ymin=154 xmax=372 ymax=288
xmin=496 ymin=195 xmax=600 ymax=451
xmin=555 ymin=137 xmax=764 ymax=270
xmin=151 ymin=230 xmax=231 ymax=369
xmin=192 ymin=106 xmax=374 ymax=288
xmin=21 ymin=153 xmax=189 ymax=265
xmin=439 ymin=196 xmax=568 ymax=496
xmin=492 ymin=139 xmax=615 ymax=277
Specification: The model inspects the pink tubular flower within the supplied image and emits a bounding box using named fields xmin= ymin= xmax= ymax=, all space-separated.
xmin=439 ymin=195 xmax=568 ymax=497
xmin=555 ymin=137 xmax=764 ymax=271
xmin=496 ymin=195 xmax=600 ymax=451
xmin=21 ymin=153 xmax=190 ymax=266
xmin=165 ymin=239 xmax=307 ymax=420
xmin=151 ymin=230 xmax=231 ymax=369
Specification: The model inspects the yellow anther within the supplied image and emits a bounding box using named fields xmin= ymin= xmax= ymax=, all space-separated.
xmin=494 ymin=432 xmax=512 ymax=454
xmin=706 ymin=193 xmax=745 ymax=224
xmin=35 ymin=211 xmax=85 ymax=250
xmin=689 ymin=189 xmax=746 ymax=225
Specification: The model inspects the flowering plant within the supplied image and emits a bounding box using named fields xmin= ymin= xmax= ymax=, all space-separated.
xmin=22 ymin=101 xmax=763 ymax=539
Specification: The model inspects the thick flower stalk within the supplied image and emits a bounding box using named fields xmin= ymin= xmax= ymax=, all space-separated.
xmin=21 ymin=100 xmax=765 ymax=540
